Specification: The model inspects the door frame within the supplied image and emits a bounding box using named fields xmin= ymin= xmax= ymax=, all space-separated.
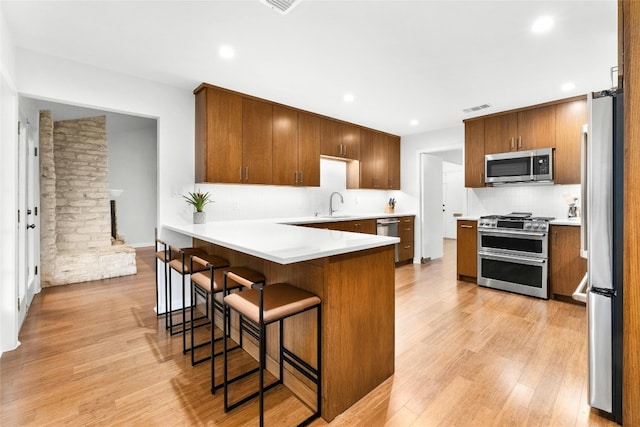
xmin=415 ymin=146 xmax=465 ymax=262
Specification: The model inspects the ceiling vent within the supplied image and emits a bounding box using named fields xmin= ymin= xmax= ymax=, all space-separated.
xmin=260 ymin=0 xmax=301 ymax=15
xmin=463 ymin=104 xmax=492 ymax=114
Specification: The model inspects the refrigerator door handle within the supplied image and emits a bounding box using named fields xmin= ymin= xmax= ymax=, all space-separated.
xmin=572 ymin=272 xmax=588 ymax=303
xmin=580 ymin=123 xmax=588 ymax=259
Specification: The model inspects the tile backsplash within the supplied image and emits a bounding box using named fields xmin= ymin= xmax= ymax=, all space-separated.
xmin=467 ymin=184 xmax=581 ymax=220
xmin=186 ymin=159 xmax=407 ymax=222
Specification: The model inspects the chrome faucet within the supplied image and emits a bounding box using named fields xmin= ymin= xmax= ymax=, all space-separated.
xmin=329 ymin=191 xmax=344 ymax=216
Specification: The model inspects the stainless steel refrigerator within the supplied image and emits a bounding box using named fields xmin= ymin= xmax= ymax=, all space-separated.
xmin=574 ymin=90 xmax=623 ymax=424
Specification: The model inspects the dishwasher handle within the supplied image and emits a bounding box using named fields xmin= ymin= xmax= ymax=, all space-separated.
xmin=377 ymin=219 xmax=400 ymax=225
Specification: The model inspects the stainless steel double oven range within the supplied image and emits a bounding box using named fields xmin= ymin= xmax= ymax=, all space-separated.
xmin=477 ymin=212 xmax=554 ymax=299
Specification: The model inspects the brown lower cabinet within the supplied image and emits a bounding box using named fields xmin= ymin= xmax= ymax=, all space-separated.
xmin=549 ymin=225 xmax=586 ymax=302
xmin=457 ymin=220 xmax=477 ymax=282
xmin=398 ymin=216 xmax=414 ymax=264
xmin=303 ymin=219 xmax=376 ymax=235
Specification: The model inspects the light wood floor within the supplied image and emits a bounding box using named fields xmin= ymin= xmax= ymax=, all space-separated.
xmin=1 ymin=239 xmax=618 ymax=426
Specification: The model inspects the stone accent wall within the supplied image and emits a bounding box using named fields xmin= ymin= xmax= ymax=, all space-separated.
xmin=39 ymin=111 xmax=57 ymax=286
xmin=53 ymin=117 xmax=112 ymax=250
xmin=38 ymin=112 xmax=136 ymax=287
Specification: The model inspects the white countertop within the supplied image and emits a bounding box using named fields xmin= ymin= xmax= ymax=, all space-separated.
xmin=550 ymin=218 xmax=582 ymax=226
xmin=281 ymin=212 xmax=415 ymax=225
xmin=164 ymin=218 xmax=401 ymax=265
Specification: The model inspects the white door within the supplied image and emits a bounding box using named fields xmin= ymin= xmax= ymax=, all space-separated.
xmin=17 ymin=116 xmax=40 ymax=329
xmin=17 ymin=121 xmax=28 ymax=327
xmin=25 ymin=118 xmax=40 ymax=305
xmin=420 ymin=154 xmax=444 ymax=260
xmin=442 ymin=162 xmax=464 ymax=239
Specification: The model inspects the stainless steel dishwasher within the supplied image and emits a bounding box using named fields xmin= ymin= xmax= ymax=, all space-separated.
xmin=376 ymin=218 xmax=400 ymax=262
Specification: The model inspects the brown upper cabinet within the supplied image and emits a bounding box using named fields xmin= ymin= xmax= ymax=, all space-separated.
xmin=321 ymin=118 xmax=360 ymax=160
xmin=242 ymin=98 xmax=273 ymax=184
xmin=464 ymin=95 xmax=587 ymax=188
xmin=195 ymin=86 xmax=243 ymax=183
xmin=484 ymin=104 xmax=556 ymax=154
xmin=359 ymin=129 xmax=388 ymax=189
xmin=272 ymin=108 xmax=321 ymax=186
xmin=464 ymin=119 xmax=485 ymax=188
xmin=387 ymin=135 xmax=401 ymax=190
xmin=195 ymin=83 xmax=399 ymax=188
xmin=356 ymin=131 xmax=401 ymax=190
xmin=554 ymin=98 xmax=587 ymax=185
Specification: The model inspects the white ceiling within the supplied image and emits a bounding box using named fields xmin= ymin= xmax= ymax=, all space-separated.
xmin=2 ymin=0 xmax=618 ymax=137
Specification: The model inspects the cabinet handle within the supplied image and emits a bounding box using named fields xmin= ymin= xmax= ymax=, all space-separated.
xmin=239 ymin=167 xmax=243 ymax=181
xmin=404 ymin=245 xmax=411 ymax=249
xmin=460 ymin=225 xmax=474 ymax=229
xmin=294 ymin=171 xmax=298 ymax=183
xmin=339 ymin=144 xmax=343 ymax=156
xmin=344 ymin=145 xmax=347 ymax=156
xmin=517 ymin=136 xmax=522 ymax=149
xmin=510 ymin=137 xmax=515 ymax=150
xmin=404 ymin=227 xmax=411 ymax=231
xmin=245 ymin=167 xmax=249 ymax=181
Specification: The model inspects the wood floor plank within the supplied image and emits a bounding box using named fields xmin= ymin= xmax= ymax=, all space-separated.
xmin=0 ymin=241 xmax=618 ymax=426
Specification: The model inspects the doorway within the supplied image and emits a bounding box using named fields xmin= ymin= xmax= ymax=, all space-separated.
xmin=419 ymin=149 xmax=464 ymax=261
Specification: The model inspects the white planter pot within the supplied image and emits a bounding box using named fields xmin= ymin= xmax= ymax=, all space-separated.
xmin=193 ymin=211 xmax=206 ymax=224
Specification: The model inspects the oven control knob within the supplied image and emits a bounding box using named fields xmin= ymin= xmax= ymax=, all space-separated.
xmin=524 ymin=223 xmax=531 ymax=230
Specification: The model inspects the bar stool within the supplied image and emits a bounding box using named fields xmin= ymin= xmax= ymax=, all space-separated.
xmin=189 ymin=254 xmax=233 ymax=367
xmin=223 ymin=269 xmax=322 ymax=427
xmin=154 ymin=230 xmax=170 ymax=319
xmin=167 ymin=246 xmax=209 ymax=354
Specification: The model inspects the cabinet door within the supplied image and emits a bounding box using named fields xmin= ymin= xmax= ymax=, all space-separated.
xmin=517 ymin=105 xmax=556 ymax=150
xmin=484 ymin=113 xmax=517 ymax=154
xmin=398 ymin=216 xmax=414 ymax=243
xmin=387 ymin=135 xmax=401 ymax=190
xmin=555 ymin=99 xmax=587 ymax=185
xmin=297 ymin=112 xmax=321 ymax=186
xmin=272 ymin=105 xmax=299 ymax=186
xmin=198 ymin=88 xmax=243 ymax=183
xmin=320 ymin=118 xmax=342 ymax=157
xmin=456 ymin=220 xmax=477 ymax=281
xmin=359 ymin=129 xmax=377 ymax=189
xmin=242 ymin=98 xmax=273 ymax=184
xmin=341 ymin=123 xmax=361 ymax=160
xmin=351 ymin=219 xmax=376 ymax=235
xmin=464 ymin=119 xmax=486 ymax=188
xmin=398 ymin=216 xmax=415 ymax=262
xmin=550 ymin=225 xmax=587 ymax=299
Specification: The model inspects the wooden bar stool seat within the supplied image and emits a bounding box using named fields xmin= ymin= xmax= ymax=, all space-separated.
xmin=223 ymin=269 xmax=321 ymax=427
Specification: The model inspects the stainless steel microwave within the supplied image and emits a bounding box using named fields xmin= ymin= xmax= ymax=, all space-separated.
xmin=485 ymin=148 xmax=553 ymax=184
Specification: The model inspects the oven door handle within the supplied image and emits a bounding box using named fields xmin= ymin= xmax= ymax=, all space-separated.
xmin=478 ymin=251 xmax=547 ymax=264
xmin=478 ymin=229 xmax=547 ymax=238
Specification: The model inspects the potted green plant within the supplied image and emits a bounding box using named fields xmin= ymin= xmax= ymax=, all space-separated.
xmin=184 ymin=191 xmax=213 ymax=224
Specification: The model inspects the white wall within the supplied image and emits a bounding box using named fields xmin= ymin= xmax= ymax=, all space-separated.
xmin=1 ymin=5 xmax=19 ymax=353
xmin=107 ymin=121 xmax=157 ymax=246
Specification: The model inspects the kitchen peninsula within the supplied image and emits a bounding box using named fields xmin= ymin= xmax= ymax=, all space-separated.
xmin=163 ymin=220 xmax=399 ymax=421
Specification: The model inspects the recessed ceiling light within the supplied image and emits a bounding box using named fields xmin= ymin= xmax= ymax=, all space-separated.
xmin=219 ymin=46 xmax=235 ymax=59
xmin=532 ymin=16 xmax=554 ymax=33
xmin=410 ymin=120 xmax=419 ymax=126
xmin=561 ymin=82 xmax=576 ymax=91
xmin=343 ymin=93 xmax=355 ymax=103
